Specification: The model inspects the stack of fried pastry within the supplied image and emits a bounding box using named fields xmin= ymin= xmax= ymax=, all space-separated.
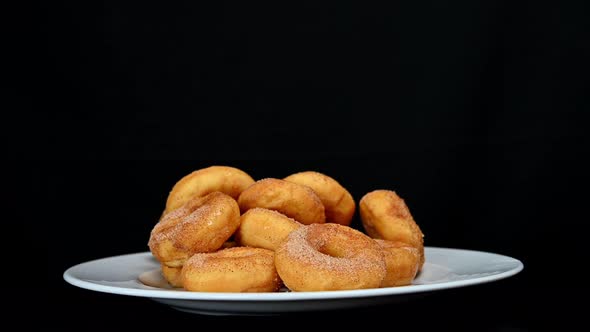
xmin=148 ymin=165 xmax=425 ymax=292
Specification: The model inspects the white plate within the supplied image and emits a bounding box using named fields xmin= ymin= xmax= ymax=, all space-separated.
xmin=63 ymin=247 xmax=523 ymax=315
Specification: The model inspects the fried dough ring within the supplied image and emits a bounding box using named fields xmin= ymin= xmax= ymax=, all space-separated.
xmin=376 ymin=240 xmax=420 ymax=287
xmin=148 ymin=191 xmax=241 ymax=267
xmin=161 ymin=264 xmax=183 ymax=288
xmin=181 ymin=247 xmax=281 ymax=292
xmin=359 ymin=190 xmax=425 ymax=269
xmin=275 ymin=223 xmax=386 ymax=291
xmin=237 ymin=178 xmax=326 ymax=225
xmin=165 ymin=165 xmax=255 ymax=212
xmin=235 ymin=208 xmax=302 ymax=250
xmin=283 ymin=171 xmax=356 ymax=226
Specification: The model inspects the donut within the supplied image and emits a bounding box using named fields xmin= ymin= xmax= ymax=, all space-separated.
xmin=359 ymin=190 xmax=425 ymax=269
xmin=165 ymin=165 xmax=255 ymax=212
xmin=237 ymin=178 xmax=326 ymax=225
xmin=161 ymin=264 xmax=183 ymax=288
xmin=148 ymin=191 xmax=241 ymax=267
xmin=235 ymin=208 xmax=302 ymax=250
xmin=275 ymin=223 xmax=386 ymax=291
xmin=375 ymin=240 xmax=420 ymax=287
xmin=181 ymin=247 xmax=281 ymax=292
xmin=283 ymin=171 xmax=356 ymax=226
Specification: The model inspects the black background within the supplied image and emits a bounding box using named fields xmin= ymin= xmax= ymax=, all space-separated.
xmin=30 ymin=1 xmax=588 ymax=330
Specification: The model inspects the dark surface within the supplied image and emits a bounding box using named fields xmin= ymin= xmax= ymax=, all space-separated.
xmin=29 ymin=1 xmax=589 ymax=330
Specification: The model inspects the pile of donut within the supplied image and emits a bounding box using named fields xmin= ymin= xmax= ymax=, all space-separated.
xmin=148 ymin=165 xmax=425 ymax=292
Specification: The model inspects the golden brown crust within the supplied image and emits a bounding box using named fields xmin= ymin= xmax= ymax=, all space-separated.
xmin=165 ymin=166 xmax=255 ymax=212
xmin=375 ymin=240 xmax=420 ymax=287
xmin=237 ymin=178 xmax=326 ymax=225
xmin=283 ymin=171 xmax=356 ymax=226
xmin=359 ymin=190 xmax=425 ymax=270
xmin=181 ymin=247 xmax=281 ymax=292
xmin=161 ymin=264 xmax=183 ymax=288
xmin=148 ymin=191 xmax=241 ymax=267
xmin=275 ymin=223 xmax=386 ymax=291
xmin=148 ymin=164 xmax=429 ymax=293
xmin=235 ymin=208 xmax=303 ymax=250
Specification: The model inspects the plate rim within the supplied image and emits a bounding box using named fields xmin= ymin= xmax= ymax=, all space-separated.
xmin=63 ymin=246 xmax=523 ymax=301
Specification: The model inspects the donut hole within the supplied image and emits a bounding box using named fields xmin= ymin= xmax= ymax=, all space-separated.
xmin=310 ymin=231 xmax=355 ymax=259
xmin=317 ymin=244 xmax=349 ymax=258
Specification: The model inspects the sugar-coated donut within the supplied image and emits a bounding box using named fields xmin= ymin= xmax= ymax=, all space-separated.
xmin=181 ymin=247 xmax=281 ymax=292
xmin=165 ymin=165 xmax=255 ymax=212
xmin=148 ymin=191 xmax=241 ymax=267
xmin=161 ymin=264 xmax=183 ymax=288
xmin=359 ymin=190 xmax=425 ymax=269
xmin=375 ymin=240 xmax=420 ymax=287
xmin=275 ymin=223 xmax=386 ymax=291
xmin=237 ymin=178 xmax=326 ymax=225
xmin=235 ymin=208 xmax=302 ymax=250
xmin=283 ymin=171 xmax=356 ymax=226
